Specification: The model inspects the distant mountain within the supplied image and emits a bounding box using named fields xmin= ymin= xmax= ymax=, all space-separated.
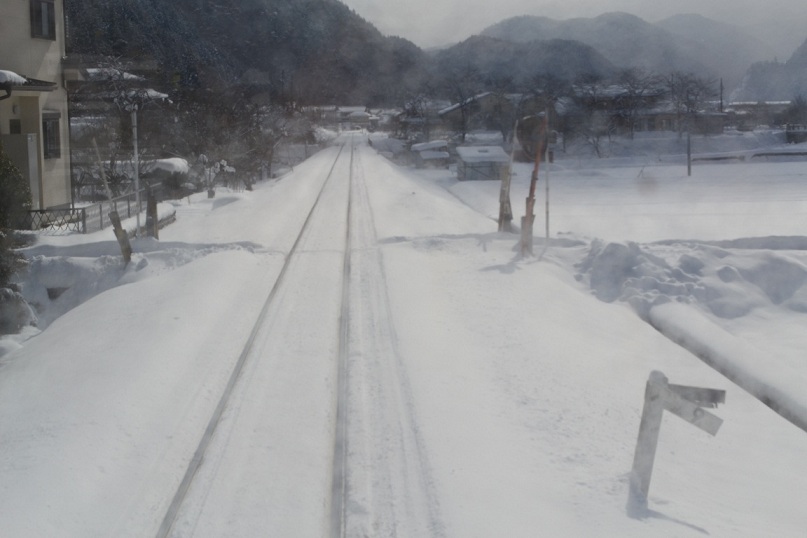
xmin=64 ymin=0 xmax=428 ymax=105
xmin=60 ymin=2 xmax=807 ymax=107
xmin=481 ymin=13 xmax=709 ymax=76
xmin=430 ymin=35 xmax=615 ymax=85
xmin=480 ymin=12 xmax=773 ymax=91
xmin=732 ymin=38 xmax=807 ymax=102
xmin=655 ymin=14 xmax=777 ymax=90
xmin=787 ymin=39 xmax=807 ymax=68
xmin=743 ymin=19 xmax=807 ymax=62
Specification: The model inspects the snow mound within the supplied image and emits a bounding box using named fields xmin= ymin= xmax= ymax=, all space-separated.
xmin=147 ymin=157 xmax=190 ymax=175
xmin=15 ymin=241 xmax=261 ymax=336
xmin=576 ymin=238 xmax=807 ymax=320
xmin=0 ymin=287 xmax=36 ymax=334
xmin=0 ymin=70 xmax=27 ymax=85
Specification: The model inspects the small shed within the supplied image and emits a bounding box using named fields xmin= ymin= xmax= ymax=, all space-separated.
xmin=786 ymin=124 xmax=807 ymax=144
xmin=411 ymin=140 xmax=450 ymax=168
xmin=456 ymin=146 xmax=510 ymax=181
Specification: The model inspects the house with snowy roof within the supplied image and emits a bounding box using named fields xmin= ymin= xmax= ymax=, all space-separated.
xmin=455 ymin=146 xmax=510 ymax=181
xmin=410 ymin=139 xmax=450 ymax=168
xmin=0 ymin=0 xmax=71 ymax=213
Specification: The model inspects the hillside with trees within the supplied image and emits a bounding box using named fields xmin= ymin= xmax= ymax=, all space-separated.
xmin=731 ymin=38 xmax=807 ymax=101
xmin=430 ymin=36 xmax=615 ymax=87
xmin=65 ymin=2 xmax=802 ymax=108
xmin=65 ymin=0 xmax=428 ymax=105
xmin=480 ymin=12 xmax=777 ymax=93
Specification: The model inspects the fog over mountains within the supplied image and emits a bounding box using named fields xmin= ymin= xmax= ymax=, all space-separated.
xmin=479 ymin=12 xmax=780 ymax=92
xmin=65 ymin=0 xmax=807 ymax=104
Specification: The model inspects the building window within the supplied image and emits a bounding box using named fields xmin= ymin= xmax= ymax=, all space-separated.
xmin=42 ymin=116 xmax=60 ymax=159
xmin=30 ymin=0 xmax=56 ymax=40
xmin=9 ymin=120 xmax=22 ymax=135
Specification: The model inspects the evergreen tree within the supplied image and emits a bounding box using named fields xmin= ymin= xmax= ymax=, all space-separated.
xmin=0 ymin=143 xmax=32 ymax=288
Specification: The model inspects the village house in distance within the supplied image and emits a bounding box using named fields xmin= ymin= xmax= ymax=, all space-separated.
xmin=0 ymin=0 xmax=72 ymax=211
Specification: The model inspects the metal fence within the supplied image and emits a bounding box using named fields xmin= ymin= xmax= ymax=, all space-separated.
xmin=25 ymin=208 xmax=86 ymax=234
xmin=26 ymin=189 xmax=148 ymax=235
xmin=82 ymin=190 xmax=146 ymax=234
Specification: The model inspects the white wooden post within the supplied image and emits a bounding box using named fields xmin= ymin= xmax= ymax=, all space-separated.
xmin=627 ymin=371 xmax=725 ymax=517
xmin=627 ymin=371 xmax=667 ymax=515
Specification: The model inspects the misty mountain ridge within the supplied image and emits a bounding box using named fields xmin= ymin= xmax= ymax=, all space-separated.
xmin=64 ymin=1 xmax=807 ymax=105
xmin=479 ymin=12 xmax=784 ymax=92
xmin=430 ymin=35 xmax=615 ymax=84
xmin=731 ymin=36 xmax=807 ymax=102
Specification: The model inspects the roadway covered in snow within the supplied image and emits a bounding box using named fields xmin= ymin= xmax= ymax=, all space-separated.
xmin=1 ymin=132 xmax=806 ymax=536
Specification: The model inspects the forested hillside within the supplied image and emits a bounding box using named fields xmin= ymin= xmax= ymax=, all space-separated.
xmin=64 ymin=1 xmax=807 ymax=106
xmin=65 ymin=0 xmax=428 ymax=105
xmin=480 ymin=12 xmax=781 ymax=93
xmin=731 ymin=38 xmax=807 ymax=101
xmin=431 ymin=36 xmax=615 ymax=85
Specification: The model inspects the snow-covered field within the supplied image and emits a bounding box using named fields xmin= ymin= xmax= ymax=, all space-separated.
xmin=1 ymin=131 xmax=806 ymax=536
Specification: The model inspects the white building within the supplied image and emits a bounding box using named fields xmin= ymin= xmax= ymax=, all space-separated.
xmin=0 ymin=0 xmax=72 ymax=211
xmin=455 ymin=146 xmax=510 ymax=181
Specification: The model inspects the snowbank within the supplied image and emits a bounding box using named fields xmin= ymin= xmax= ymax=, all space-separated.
xmin=649 ymin=302 xmax=807 ymax=430
xmin=146 ymin=158 xmax=190 ymax=175
xmin=575 ymin=237 xmax=807 ymax=431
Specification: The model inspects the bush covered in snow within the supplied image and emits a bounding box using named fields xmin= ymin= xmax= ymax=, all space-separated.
xmin=0 ymin=145 xmax=34 ymax=334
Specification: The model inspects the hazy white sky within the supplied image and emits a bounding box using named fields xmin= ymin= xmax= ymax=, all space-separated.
xmin=340 ymin=0 xmax=805 ymax=48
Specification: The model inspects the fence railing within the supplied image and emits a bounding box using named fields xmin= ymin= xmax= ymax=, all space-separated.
xmin=82 ymin=190 xmax=146 ymax=234
xmin=26 ymin=189 xmax=149 ymax=235
xmin=24 ymin=208 xmax=86 ymax=234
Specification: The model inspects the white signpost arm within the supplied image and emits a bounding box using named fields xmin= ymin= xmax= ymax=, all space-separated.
xmin=627 ymin=371 xmax=725 ymax=517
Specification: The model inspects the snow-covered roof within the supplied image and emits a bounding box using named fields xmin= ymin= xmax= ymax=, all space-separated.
xmin=85 ymin=68 xmax=144 ymax=82
xmin=111 ymin=88 xmax=171 ymax=106
xmin=0 ymin=70 xmax=26 ymax=85
xmin=456 ymin=146 xmax=510 ymax=163
xmin=439 ymin=92 xmax=492 ymax=115
xmin=418 ymin=151 xmax=450 ymax=160
xmin=728 ymin=101 xmax=792 ymax=107
xmin=411 ymin=140 xmax=448 ymax=152
xmin=143 ymin=89 xmax=169 ymax=100
xmin=148 ymin=158 xmax=190 ymax=175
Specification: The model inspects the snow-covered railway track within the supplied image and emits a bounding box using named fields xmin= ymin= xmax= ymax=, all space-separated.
xmin=156 ymin=137 xmax=442 ymax=537
xmin=156 ymin=141 xmax=353 ymax=537
xmin=334 ymin=143 xmax=444 ymax=537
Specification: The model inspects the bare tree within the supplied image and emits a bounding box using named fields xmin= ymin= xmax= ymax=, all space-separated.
xmin=483 ymin=74 xmax=518 ymax=143
xmin=779 ymin=95 xmax=807 ymax=125
xmin=666 ymin=72 xmax=717 ymax=137
xmin=68 ymin=57 xmax=169 ymax=199
xmin=572 ymin=73 xmax=614 ymax=157
xmin=398 ymin=91 xmax=433 ymax=140
xmin=614 ymin=68 xmax=663 ymax=138
xmin=442 ymin=64 xmax=482 ymax=143
xmin=528 ymin=73 xmax=571 ymax=150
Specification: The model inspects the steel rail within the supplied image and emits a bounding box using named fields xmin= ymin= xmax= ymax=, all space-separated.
xmin=155 ymin=143 xmax=347 ymax=538
xmin=330 ymin=140 xmax=354 ymax=538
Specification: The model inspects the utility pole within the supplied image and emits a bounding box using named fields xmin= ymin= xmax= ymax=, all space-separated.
xmin=687 ymin=127 xmax=692 ymax=177
xmin=131 ymin=105 xmax=141 ymax=236
xmin=499 ymin=119 xmax=517 ymax=232
xmin=544 ymin=113 xmax=551 ymax=246
xmin=520 ymin=114 xmax=547 ymax=256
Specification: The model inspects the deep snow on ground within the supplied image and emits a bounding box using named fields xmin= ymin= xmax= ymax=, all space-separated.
xmin=1 ymin=131 xmax=806 ymax=536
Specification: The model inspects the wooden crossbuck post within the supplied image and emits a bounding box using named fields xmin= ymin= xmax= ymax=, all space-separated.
xmin=627 ymin=371 xmax=725 ymax=517
xmin=145 ymin=187 xmax=159 ymax=239
xmin=92 ymin=138 xmax=132 ymax=265
xmin=499 ymin=120 xmax=517 ymax=233
xmin=520 ymin=115 xmax=547 ymax=256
